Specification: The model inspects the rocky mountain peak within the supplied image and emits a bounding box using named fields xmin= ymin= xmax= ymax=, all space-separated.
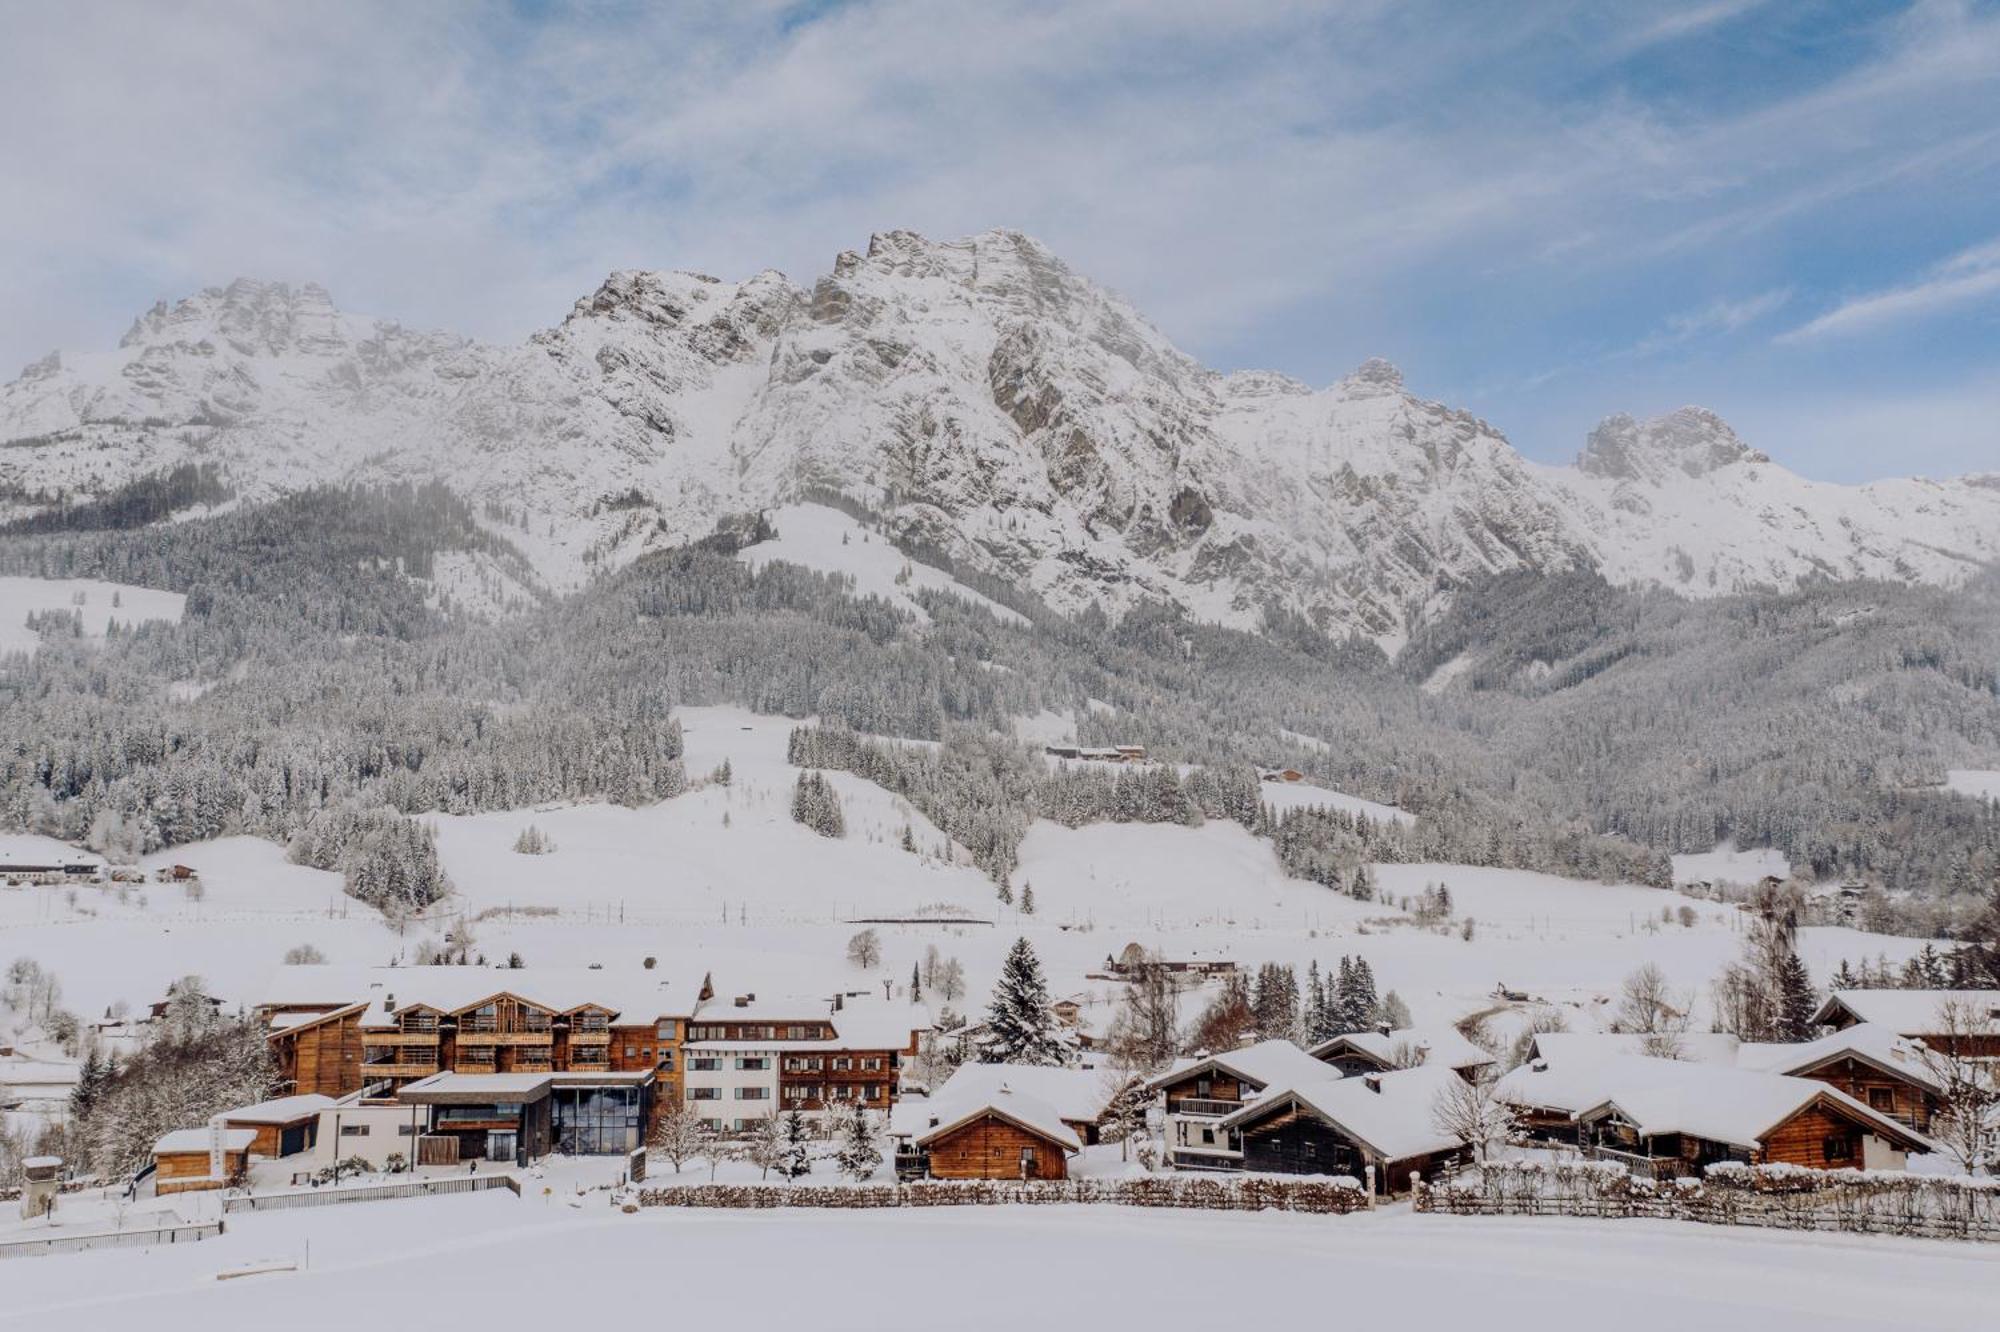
xmin=118 ymin=278 xmax=351 ymax=358
xmin=1339 ymin=358 xmax=1405 ymax=395
xmin=1577 ymin=406 xmax=1767 ymax=484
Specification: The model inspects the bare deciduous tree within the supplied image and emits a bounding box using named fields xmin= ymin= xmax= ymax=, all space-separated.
xmin=649 ymin=1099 xmax=706 ymax=1174
xmin=1430 ymin=1076 xmax=1519 ymax=1165
xmin=1910 ymin=999 xmax=2000 ymax=1176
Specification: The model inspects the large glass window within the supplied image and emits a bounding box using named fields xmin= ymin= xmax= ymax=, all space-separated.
xmin=552 ymin=1085 xmax=644 ymax=1155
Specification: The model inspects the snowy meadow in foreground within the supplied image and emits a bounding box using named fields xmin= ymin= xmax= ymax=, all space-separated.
xmin=3 ymin=1188 xmax=1996 ymax=1332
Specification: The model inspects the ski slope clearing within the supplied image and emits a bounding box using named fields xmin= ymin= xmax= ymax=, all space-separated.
xmin=2 ymin=1187 xmax=1994 ymax=1332
xmin=1254 ymin=780 xmax=1413 ymax=825
xmin=736 ymin=503 xmax=1026 ymax=626
xmin=0 ymin=575 xmax=184 ymax=655
xmin=1945 ymin=770 xmax=2000 ymax=803
xmin=1670 ymin=842 xmax=1791 ymax=887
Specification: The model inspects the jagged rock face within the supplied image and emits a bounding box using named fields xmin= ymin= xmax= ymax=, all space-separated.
xmin=1578 ymin=407 xmax=1768 ymax=484
xmin=4 ymin=230 xmax=1998 ymax=639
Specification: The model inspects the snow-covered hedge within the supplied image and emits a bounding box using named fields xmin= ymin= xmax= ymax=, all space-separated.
xmin=639 ymin=1175 xmax=1370 ymax=1214
xmin=1419 ymin=1160 xmax=2000 ymax=1241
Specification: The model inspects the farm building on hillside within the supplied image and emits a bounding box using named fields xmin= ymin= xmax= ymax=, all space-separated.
xmin=909 ymin=1088 xmax=1081 ymax=1180
xmin=1219 ymin=1065 xmax=1470 ymax=1194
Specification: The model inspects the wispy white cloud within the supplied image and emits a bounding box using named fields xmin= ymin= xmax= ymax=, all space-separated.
xmin=1780 ymin=236 xmax=2000 ymax=340
xmin=1633 ymin=288 xmax=1792 ymax=356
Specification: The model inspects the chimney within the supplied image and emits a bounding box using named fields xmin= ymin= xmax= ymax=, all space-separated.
xmin=1377 ymin=1023 xmax=1392 ymax=1038
xmin=1363 ymin=1073 xmax=1383 ymax=1094
xmin=1529 ymin=1059 xmax=1549 ymax=1073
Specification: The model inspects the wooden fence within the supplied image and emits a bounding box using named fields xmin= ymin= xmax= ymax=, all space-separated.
xmin=0 ymin=1218 xmax=223 ymax=1260
xmin=223 ymin=1172 xmax=520 ymax=1213
xmin=640 ymin=1175 xmax=1372 ymax=1213
xmin=1415 ymin=1160 xmax=2000 ymax=1243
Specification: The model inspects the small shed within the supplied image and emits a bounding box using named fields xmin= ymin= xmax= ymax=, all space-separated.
xmin=914 ymin=1088 xmax=1081 ymax=1180
xmin=152 ymin=1127 xmax=257 ymax=1194
xmin=222 ymin=1093 xmax=337 ymax=1158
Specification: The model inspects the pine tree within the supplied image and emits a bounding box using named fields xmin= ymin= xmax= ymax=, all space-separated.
xmin=980 ymin=937 xmax=1068 ymax=1066
xmin=779 ymin=1109 xmax=814 ymax=1180
xmin=910 ymin=962 xmax=922 ymax=1003
xmin=1020 ymin=882 xmax=1036 ymax=915
xmin=835 ymin=1108 xmax=883 ymax=1181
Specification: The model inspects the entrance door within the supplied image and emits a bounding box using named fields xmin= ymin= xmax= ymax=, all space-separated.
xmin=487 ymin=1131 xmax=517 ymax=1163
xmin=280 ymin=1124 xmax=307 ymax=1157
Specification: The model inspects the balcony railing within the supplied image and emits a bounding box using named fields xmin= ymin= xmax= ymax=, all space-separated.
xmin=365 ymin=1031 xmax=441 ymax=1046
xmin=568 ymin=1029 xmax=612 ymax=1045
xmin=359 ymin=1060 xmax=439 ymax=1078
xmin=1175 ymin=1098 xmax=1243 ymax=1118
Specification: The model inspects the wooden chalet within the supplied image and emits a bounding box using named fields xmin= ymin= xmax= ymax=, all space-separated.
xmin=1738 ymin=1024 xmax=1943 ymax=1133
xmin=923 ymin=1063 xmax=1134 ymax=1146
xmin=220 ymin=1093 xmax=335 ymax=1158
xmin=1218 ymin=1065 xmax=1469 ymax=1194
xmin=1145 ymin=1038 xmax=1335 ymax=1169
xmin=1309 ymin=1026 xmax=1495 ymax=1082
xmin=1497 ymin=1055 xmax=1935 ymax=1176
xmin=1812 ymin=990 xmax=2000 ymax=1060
xmin=911 ymin=1088 xmax=1081 ymax=1180
xmin=152 ymin=1127 xmax=256 ymax=1195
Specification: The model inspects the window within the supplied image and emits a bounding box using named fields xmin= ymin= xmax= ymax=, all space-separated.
xmin=398 ymin=1124 xmax=419 ymax=1136
xmin=832 ymin=1057 xmax=853 ymax=1072
xmin=688 ymin=1087 xmax=721 ymax=1101
xmin=861 ymin=1057 xmax=883 ymax=1071
xmin=1867 ymin=1088 xmax=1895 ymax=1112
xmin=735 ymin=1087 xmax=770 ymax=1101
xmin=1195 ymin=1078 xmax=1212 ymax=1097
xmin=1822 ymin=1136 xmax=1854 ymax=1163
xmin=783 ymin=1085 xmax=813 ymax=1101
xmin=736 ymin=1057 xmax=769 ymax=1071
xmin=690 ymin=1057 xmax=720 ymax=1072
xmin=342 ymin=1124 xmax=370 ymax=1137
xmin=623 ymin=1046 xmax=637 ymax=1058
xmin=656 ymin=1020 xmax=678 ymax=1039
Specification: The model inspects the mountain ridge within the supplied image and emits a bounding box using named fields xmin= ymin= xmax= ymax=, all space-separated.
xmin=4 ymin=228 xmax=1997 ymax=642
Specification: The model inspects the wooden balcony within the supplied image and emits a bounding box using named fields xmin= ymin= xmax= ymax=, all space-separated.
xmin=363 ymin=1031 xmax=441 ymax=1047
xmin=456 ymin=1031 xmax=552 ymax=1047
xmin=1175 ymin=1098 xmax=1243 ymax=1118
xmin=360 ymin=1061 xmax=439 ymax=1078
xmin=568 ymin=1029 xmax=612 ymax=1045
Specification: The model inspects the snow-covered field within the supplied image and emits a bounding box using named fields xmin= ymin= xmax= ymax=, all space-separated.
xmin=1670 ymin=842 xmax=1791 ymax=888
xmin=1945 ymin=770 xmax=2000 ymax=803
xmin=0 ymin=575 xmax=184 ymax=655
xmin=736 ymin=503 xmax=1027 ymax=625
xmin=2 ymin=1187 xmax=1994 ymax=1331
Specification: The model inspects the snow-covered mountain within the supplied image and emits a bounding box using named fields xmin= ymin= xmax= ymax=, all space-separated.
xmin=4 ymin=229 xmax=1996 ymax=641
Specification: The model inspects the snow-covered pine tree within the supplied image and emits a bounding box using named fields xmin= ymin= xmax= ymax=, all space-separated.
xmin=835 ymin=1108 xmax=883 ymax=1181
xmin=779 ymin=1109 xmax=814 ymax=1180
xmin=790 ymin=771 xmax=846 ymax=839
xmin=980 ymin=937 xmax=1068 ymax=1066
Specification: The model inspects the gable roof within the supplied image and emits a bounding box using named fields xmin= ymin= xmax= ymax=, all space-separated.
xmin=1146 ymin=1039 xmax=1335 ymax=1096
xmin=1499 ymin=1054 xmax=1934 ymax=1154
xmin=258 ymin=965 xmax=706 ymax=1026
xmin=1735 ymin=1023 xmax=1943 ymax=1094
xmin=154 ymin=1127 xmax=258 ymax=1155
xmin=930 ymin=1063 xmax=1130 ymax=1125
xmin=913 ymin=1087 xmax=1083 ymax=1153
xmin=1526 ymin=1031 xmax=1746 ymax=1067
xmin=1811 ymin=990 xmax=2000 ymax=1035
xmin=1220 ymin=1064 xmax=1466 ymax=1162
xmin=1309 ymin=1026 xmax=1495 ymax=1073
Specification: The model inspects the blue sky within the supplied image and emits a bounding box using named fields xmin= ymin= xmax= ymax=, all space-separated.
xmin=3 ymin=0 xmax=1996 ymax=480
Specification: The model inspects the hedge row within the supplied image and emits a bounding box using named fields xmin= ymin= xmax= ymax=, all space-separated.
xmin=1418 ymin=1160 xmax=2000 ymax=1241
xmin=639 ymin=1174 xmax=1371 ymax=1213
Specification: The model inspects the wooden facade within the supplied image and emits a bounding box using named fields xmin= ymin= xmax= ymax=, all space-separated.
xmin=268 ymin=1006 xmax=366 ymax=1098
xmin=1783 ymin=1055 xmax=1936 ymax=1133
xmin=1580 ymin=1092 xmax=1930 ymax=1175
xmin=922 ymin=1113 xmax=1071 ymax=1181
xmin=1235 ymin=1100 xmax=1462 ymax=1195
xmin=154 ymin=1147 xmax=249 ymax=1195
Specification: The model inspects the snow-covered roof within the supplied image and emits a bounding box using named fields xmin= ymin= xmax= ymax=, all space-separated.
xmin=1310 ymin=1026 xmax=1495 ymax=1073
xmin=154 ymin=1127 xmax=258 ymax=1156
xmin=222 ymin=1093 xmax=337 ymax=1124
xmin=1527 ymin=1031 xmax=1744 ymax=1067
xmin=21 ymin=1156 xmax=62 ymax=1170
xmin=929 ymin=1063 xmax=1130 ymax=1125
xmin=1813 ymin=990 xmax=2000 ymax=1035
xmin=1147 ymin=1038 xmax=1335 ymax=1096
xmin=1222 ymin=1064 xmax=1466 ymax=1162
xmin=913 ymin=1085 xmax=1083 ymax=1153
xmin=1498 ymin=1055 xmax=1933 ymax=1153
xmin=1736 ymin=1023 xmax=1943 ymax=1093
xmin=258 ymin=965 xmax=706 ymax=1024
xmin=397 ymin=1072 xmax=554 ymax=1102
